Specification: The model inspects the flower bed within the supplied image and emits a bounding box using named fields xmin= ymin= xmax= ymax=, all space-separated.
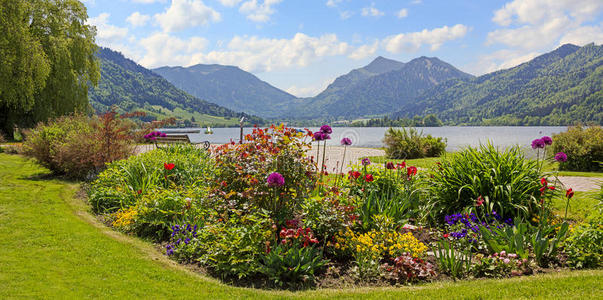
xmin=87 ymin=125 xmax=602 ymax=289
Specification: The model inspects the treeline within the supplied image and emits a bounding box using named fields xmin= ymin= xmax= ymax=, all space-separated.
xmin=349 ymin=114 xmax=443 ymax=127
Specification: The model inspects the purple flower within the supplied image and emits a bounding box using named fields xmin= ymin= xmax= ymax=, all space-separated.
xmin=313 ymin=131 xmax=324 ymax=141
xmin=160 ymin=133 xmax=167 ymax=137
xmin=323 ymin=134 xmax=331 ymax=140
xmin=541 ymin=136 xmax=552 ymax=145
xmin=554 ymin=152 xmax=567 ymax=162
xmin=341 ymin=137 xmax=352 ymax=146
xmin=531 ymin=138 xmax=545 ymax=149
xmin=320 ymin=125 xmax=332 ymax=134
xmin=267 ymin=172 xmax=285 ymax=187
xmin=362 ymin=158 xmax=371 ymax=166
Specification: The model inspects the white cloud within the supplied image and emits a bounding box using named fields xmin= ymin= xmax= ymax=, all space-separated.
xmin=383 ymin=24 xmax=469 ymax=53
xmin=559 ymin=24 xmax=603 ymax=45
xmin=397 ymin=8 xmax=408 ymax=19
xmin=218 ymin=0 xmax=243 ymax=6
xmin=348 ymin=41 xmax=378 ymax=60
xmin=239 ymin=0 xmax=283 ymax=23
xmin=87 ymin=13 xmax=129 ymax=44
xmin=326 ymin=0 xmax=342 ymax=8
xmin=361 ymin=3 xmax=384 ymax=17
xmin=154 ymin=0 xmax=221 ymax=32
xmin=139 ymin=32 xmax=208 ymax=67
xmin=340 ymin=10 xmax=353 ymax=20
xmin=411 ymin=0 xmax=422 ymax=4
xmin=487 ymin=0 xmax=603 ymax=49
xmin=126 ymin=12 xmax=150 ymax=27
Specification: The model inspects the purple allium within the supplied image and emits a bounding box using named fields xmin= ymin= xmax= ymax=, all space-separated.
xmin=541 ymin=136 xmax=553 ymax=145
xmin=362 ymin=158 xmax=371 ymax=166
xmin=554 ymin=152 xmax=567 ymax=162
xmin=313 ymin=131 xmax=324 ymax=141
xmin=320 ymin=125 xmax=332 ymax=134
xmin=341 ymin=137 xmax=352 ymax=146
xmin=323 ymin=134 xmax=331 ymax=140
xmin=267 ymin=172 xmax=285 ymax=187
xmin=531 ymin=138 xmax=545 ymax=149
xmin=160 ymin=132 xmax=167 ymax=137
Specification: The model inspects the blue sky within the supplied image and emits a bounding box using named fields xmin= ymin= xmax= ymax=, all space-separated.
xmin=83 ymin=0 xmax=603 ymax=97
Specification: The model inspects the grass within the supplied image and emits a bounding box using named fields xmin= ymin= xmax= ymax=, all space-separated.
xmin=550 ymin=190 xmax=601 ymax=222
xmin=1 ymin=153 xmax=602 ymax=299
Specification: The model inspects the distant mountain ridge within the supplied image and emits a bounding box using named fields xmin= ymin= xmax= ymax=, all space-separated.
xmin=88 ymin=47 xmax=262 ymax=125
xmin=280 ymin=56 xmax=474 ymax=119
xmin=393 ymin=43 xmax=603 ymax=125
xmin=153 ymin=64 xmax=297 ymax=118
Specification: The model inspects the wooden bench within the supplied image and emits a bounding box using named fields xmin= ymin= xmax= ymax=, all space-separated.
xmin=155 ymin=134 xmax=210 ymax=150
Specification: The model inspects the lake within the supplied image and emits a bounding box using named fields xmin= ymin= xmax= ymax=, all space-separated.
xmin=163 ymin=126 xmax=569 ymax=152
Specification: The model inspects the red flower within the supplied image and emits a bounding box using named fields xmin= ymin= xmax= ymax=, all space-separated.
xmin=407 ymin=166 xmax=417 ymax=177
xmin=137 ymin=189 xmax=142 ymax=195
xmin=548 ymin=186 xmax=555 ymax=190
xmin=397 ymin=162 xmax=406 ymax=169
xmin=443 ymin=233 xmax=449 ymax=238
xmin=566 ymin=188 xmax=574 ymax=199
xmin=540 ymin=177 xmax=548 ymax=186
xmin=349 ymin=171 xmax=361 ymax=179
xmin=365 ymin=174 xmax=374 ymax=182
xmin=385 ymin=162 xmax=395 ymax=169
xmin=476 ymin=196 xmax=484 ymax=206
xmin=164 ymin=163 xmax=175 ymax=170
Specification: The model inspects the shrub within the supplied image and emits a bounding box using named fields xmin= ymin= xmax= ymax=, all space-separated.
xmin=381 ymin=254 xmax=436 ymax=284
xmin=301 ymin=196 xmax=357 ymax=243
xmin=383 ymin=127 xmax=446 ymax=159
xmin=166 ymin=211 xmax=275 ymax=280
xmin=213 ymin=125 xmax=316 ymax=221
xmin=23 ymin=111 xmax=135 ymax=179
xmin=0 ymin=133 xmax=5 ymax=143
xmin=426 ymin=143 xmax=542 ymax=224
xmin=88 ymin=144 xmax=215 ymax=214
xmin=564 ymin=215 xmax=603 ymax=269
xmin=471 ymin=252 xmax=528 ymax=278
xmin=552 ymin=125 xmax=603 ymax=171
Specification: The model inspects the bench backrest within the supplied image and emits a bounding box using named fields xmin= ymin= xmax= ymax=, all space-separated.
xmin=156 ymin=134 xmax=191 ymax=143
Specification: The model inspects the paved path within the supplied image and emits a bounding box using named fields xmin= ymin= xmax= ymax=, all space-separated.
xmin=555 ymin=176 xmax=602 ymax=192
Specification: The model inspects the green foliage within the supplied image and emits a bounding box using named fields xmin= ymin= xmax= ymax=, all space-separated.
xmin=0 ymin=0 xmax=99 ymax=138
xmin=433 ymin=239 xmax=471 ymax=279
xmin=426 ymin=143 xmax=541 ymax=223
xmin=479 ymin=221 xmax=531 ymax=259
xmin=88 ymin=144 xmax=214 ymax=213
xmin=383 ymin=127 xmax=446 ymax=159
xmin=301 ymin=197 xmax=355 ymax=243
xmin=260 ymin=245 xmax=328 ymax=288
xmin=564 ymin=215 xmax=603 ymax=269
xmin=530 ymin=220 xmax=569 ymax=266
xmin=552 ymin=125 xmax=603 ymax=171
xmin=350 ymin=114 xmax=443 ymax=127
xmin=192 ymin=212 xmax=275 ymax=279
xmin=471 ymin=253 xmax=526 ymax=278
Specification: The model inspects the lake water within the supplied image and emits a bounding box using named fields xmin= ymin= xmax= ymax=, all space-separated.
xmin=162 ymin=126 xmax=568 ymax=152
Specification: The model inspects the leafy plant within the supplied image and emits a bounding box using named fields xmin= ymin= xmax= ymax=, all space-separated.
xmin=471 ymin=252 xmax=528 ymax=278
xmin=530 ymin=219 xmax=569 ymax=266
xmin=426 ymin=143 xmax=542 ymax=224
xmin=381 ymin=254 xmax=436 ymax=283
xmin=552 ymin=125 xmax=603 ymax=171
xmin=563 ymin=215 xmax=602 ymax=269
xmin=383 ymin=127 xmax=446 ymax=159
xmin=433 ymin=239 xmax=471 ymax=279
xmin=479 ymin=221 xmax=530 ymax=259
xmin=260 ymin=244 xmax=328 ymax=288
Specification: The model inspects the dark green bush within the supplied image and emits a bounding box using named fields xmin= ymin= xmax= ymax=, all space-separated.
xmin=564 ymin=214 xmax=603 ymax=269
xmin=383 ymin=127 xmax=446 ymax=159
xmin=426 ymin=143 xmax=542 ymax=224
xmin=552 ymin=125 xmax=603 ymax=171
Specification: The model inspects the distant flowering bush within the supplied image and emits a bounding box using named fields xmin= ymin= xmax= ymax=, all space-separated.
xmin=552 ymin=125 xmax=603 ymax=171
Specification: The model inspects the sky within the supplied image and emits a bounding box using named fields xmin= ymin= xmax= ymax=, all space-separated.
xmin=83 ymin=0 xmax=603 ymax=97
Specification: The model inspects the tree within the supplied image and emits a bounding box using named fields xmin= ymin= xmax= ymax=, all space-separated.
xmin=0 ymin=0 xmax=99 ymax=139
xmin=423 ymin=114 xmax=443 ymax=127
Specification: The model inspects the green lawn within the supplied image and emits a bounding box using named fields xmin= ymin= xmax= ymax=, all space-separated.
xmin=1 ymin=153 xmax=602 ymax=299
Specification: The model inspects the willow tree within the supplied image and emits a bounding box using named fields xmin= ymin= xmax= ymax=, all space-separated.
xmin=0 ymin=0 xmax=99 ymax=139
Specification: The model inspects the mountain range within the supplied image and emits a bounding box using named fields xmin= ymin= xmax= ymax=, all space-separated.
xmin=88 ymin=47 xmax=262 ymax=126
xmin=89 ymin=44 xmax=602 ymax=126
xmin=393 ymin=43 xmax=602 ymax=125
